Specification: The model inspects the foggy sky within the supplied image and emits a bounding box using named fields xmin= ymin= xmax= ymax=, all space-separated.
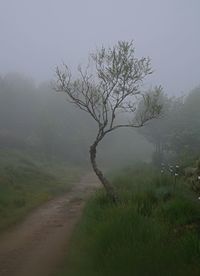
xmin=0 ymin=0 xmax=200 ymax=95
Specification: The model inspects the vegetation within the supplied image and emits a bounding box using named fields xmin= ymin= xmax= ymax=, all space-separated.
xmin=0 ymin=149 xmax=82 ymax=231
xmin=55 ymin=41 xmax=162 ymax=202
xmin=60 ymin=166 xmax=200 ymax=276
xmin=140 ymin=86 xmax=200 ymax=167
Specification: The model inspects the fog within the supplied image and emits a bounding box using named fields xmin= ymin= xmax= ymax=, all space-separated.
xmin=0 ymin=0 xmax=200 ymax=168
xmin=1 ymin=3 xmax=200 ymax=273
xmin=0 ymin=0 xmax=200 ymax=95
xmin=0 ymin=73 xmax=152 ymax=167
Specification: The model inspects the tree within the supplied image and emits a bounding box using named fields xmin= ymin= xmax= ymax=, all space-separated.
xmin=54 ymin=41 xmax=162 ymax=202
xmin=169 ymin=87 xmax=200 ymax=157
xmin=138 ymin=93 xmax=175 ymax=167
xmin=139 ymin=86 xmax=200 ymax=166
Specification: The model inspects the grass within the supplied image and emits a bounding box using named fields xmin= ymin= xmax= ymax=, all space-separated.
xmin=59 ymin=165 xmax=200 ymax=276
xmin=0 ymin=149 xmax=82 ymax=231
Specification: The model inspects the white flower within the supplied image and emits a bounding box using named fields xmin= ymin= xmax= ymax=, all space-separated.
xmin=175 ymin=173 xmax=178 ymax=176
xmin=198 ymin=176 xmax=200 ymax=180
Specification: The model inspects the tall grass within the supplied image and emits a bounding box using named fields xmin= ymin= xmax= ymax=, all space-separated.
xmin=60 ymin=165 xmax=200 ymax=276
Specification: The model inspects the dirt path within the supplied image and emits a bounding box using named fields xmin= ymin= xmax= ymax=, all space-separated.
xmin=0 ymin=173 xmax=99 ymax=276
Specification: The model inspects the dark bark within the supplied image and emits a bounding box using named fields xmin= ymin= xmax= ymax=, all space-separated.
xmin=90 ymin=141 xmax=118 ymax=203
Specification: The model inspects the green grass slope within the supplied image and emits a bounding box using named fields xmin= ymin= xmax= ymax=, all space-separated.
xmin=60 ymin=165 xmax=200 ymax=276
xmin=0 ymin=149 xmax=82 ymax=231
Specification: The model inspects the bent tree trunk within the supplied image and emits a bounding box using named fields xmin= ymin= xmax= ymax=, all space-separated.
xmin=90 ymin=142 xmax=118 ymax=203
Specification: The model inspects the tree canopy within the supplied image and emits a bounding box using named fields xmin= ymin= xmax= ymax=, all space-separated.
xmin=55 ymin=41 xmax=162 ymax=201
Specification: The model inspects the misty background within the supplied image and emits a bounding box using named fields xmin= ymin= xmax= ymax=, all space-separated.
xmin=0 ymin=0 xmax=200 ymax=167
xmin=1 ymin=0 xmax=200 ymax=94
xmin=1 ymin=2 xmax=200 ymax=274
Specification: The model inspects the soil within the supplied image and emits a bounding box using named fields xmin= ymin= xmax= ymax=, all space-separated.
xmin=0 ymin=173 xmax=99 ymax=276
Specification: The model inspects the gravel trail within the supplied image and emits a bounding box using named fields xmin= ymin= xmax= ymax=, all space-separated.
xmin=0 ymin=173 xmax=99 ymax=276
